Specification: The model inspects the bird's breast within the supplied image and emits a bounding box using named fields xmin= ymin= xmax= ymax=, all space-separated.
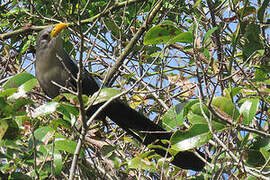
xmin=36 ymin=54 xmax=71 ymax=98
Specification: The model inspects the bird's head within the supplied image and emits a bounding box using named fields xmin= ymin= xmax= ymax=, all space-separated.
xmin=36 ymin=23 xmax=68 ymax=53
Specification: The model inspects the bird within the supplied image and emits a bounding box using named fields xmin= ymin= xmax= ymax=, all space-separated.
xmin=35 ymin=23 xmax=206 ymax=171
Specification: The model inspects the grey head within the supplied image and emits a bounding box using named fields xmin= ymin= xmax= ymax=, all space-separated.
xmin=36 ymin=25 xmax=63 ymax=54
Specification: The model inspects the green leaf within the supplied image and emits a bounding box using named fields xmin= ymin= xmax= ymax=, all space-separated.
xmin=260 ymin=147 xmax=270 ymax=166
xmin=12 ymin=98 xmax=33 ymax=112
xmin=10 ymin=172 xmax=32 ymax=180
xmin=2 ymin=72 xmax=35 ymax=90
xmin=183 ymin=99 xmax=199 ymax=116
xmin=53 ymin=93 xmax=88 ymax=105
xmin=246 ymin=138 xmax=270 ymax=167
xmin=243 ymin=42 xmax=264 ymax=60
xmin=144 ymin=21 xmax=182 ymax=45
xmin=239 ymin=98 xmax=259 ymax=125
xmin=247 ymin=177 xmax=258 ymax=180
xmin=0 ymin=120 xmax=8 ymax=140
xmin=187 ymin=111 xmax=226 ymax=131
xmin=203 ymin=27 xmax=218 ymax=45
xmin=89 ymin=88 xmax=121 ymax=105
xmin=127 ymin=151 xmax=157 ymax=173
xmin=2 ymin=120 xmax=20 ymax=140
xmin=254 ymin=68 xmax=268 ymax=81
xmin=243 ymin=23 xmax=264 ymax=59
xmin=0 ymin=139 xmax=22 ymax=150
xmin=104 ymin=19 xmax=120 ymax=39
xmin=101 ymin=145 xmax=122 ymax=167
xmin=211 ymin=96 xmax=240 ymax=120
xmin=53 ymin=149 xmax=63 ymax=175
xmin=49 ymin=118 xmax=71 ymax=130
xmin=53 ymin=93 xmax=76 ymax=102
xmin=230 ymin=87 xmax=243 ymax=97
xmin=34 ymin=127 xmax=55 ymax=144
xmin=54 ymin=134 xmax=84 ymax=156
xmin=0 ymin=97 xmax=7 ymax=111
xmin=57 ymin=103 xmax=79 ymax=122
xmin=188 ymin=102 xmax=210 ymax=118
xmin=101 ymin=145 xmax=117 ymax=157
xmin=187 ymin=99 xmax=228 ymax=131
xmin=170 ymin=124 xmax=211 ymax=151
xmin=8 ymin=78 xmax=38 ymax=100
xmin=257 ymin=0 xmax=270 ymax=22
xmin=37 ymin=142 xmax=62 ymax=175
xmin=238 ymin=6 xmax=256 ymax=17
xmin=193 ymin=0 xmax=202 ymax=8
xmin=33 ymin=102 xmax=59 ymax=117
xmin=21 ymin=36 xmax=32 ymax=54
xmin=0 ymin=88 xmax=18 ymax=97
xmin=161 ymin=102 xmax=186 ymax=130
xmin=20 ymin=78 xmax=38 ymax=92
xmin=170 ymin=31 xmax=193 ymax=44
xmin=35 ymin=144 xmax=62 ymax=176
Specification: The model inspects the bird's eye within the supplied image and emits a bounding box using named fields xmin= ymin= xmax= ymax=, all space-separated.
xmin=42 ymin=33 xmax=49 ymax=40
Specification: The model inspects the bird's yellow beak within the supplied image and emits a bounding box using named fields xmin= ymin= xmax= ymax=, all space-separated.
xmin=51 ymin=23 xmax=68 ymax=38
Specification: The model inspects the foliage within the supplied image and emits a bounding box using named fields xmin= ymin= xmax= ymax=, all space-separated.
xmin=0 ymin=0 xmax=270 ymax=179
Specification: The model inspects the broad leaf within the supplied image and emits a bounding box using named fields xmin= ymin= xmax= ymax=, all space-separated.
xmin=127 ymin=151 xmax=157 ymax=173
xmin=257 ymin=0 xmax=270 ymax=22
xmin=0 ymin=120 xmax=8 ymax=140
xmin=203 ymin=27 xmax=218 ymax=45
xmin=33 ymin=102 xmax=59 ymax=117
xmin=55 ymin=134 xmax=84 ymax=156
xmin=53 ymin=149 xmax=63 ymax=175
xmin=2 ymin=72 xmax=35 ymax=90
xmin=170 ymin=124 xmax=211 ymax=151
xmin=8 ymin=78 xmax=38 ymax=100
xmin=144 ymin=20 xmax=182 ymax=45
xmin=246 ymin=138 xmax=270 ymax=167
xmin=211 ymin=96 xmax=240 ymax=121
xmin=34 ymin=127 xmax=55 ymax=145
xmin=89 ymin=88 xmax=121 ymax=105
xmin=161 ymin=102 xmax=186 ymax=130
xmin=239 ymin=98 xmax=259 ymax=125
xmin=170 ymin=32 xmax=193 ymax=44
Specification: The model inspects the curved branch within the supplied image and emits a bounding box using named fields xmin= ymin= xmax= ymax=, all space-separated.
xmin=0 ymin=0 xmax=146 ymax=40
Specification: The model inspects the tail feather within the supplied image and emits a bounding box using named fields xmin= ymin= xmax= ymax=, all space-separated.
xmin=91 ymin=100 xmax=207 ymax=171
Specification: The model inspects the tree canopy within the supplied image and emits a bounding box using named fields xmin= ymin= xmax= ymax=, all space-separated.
xmin=0 ymin=0 xmax=270 ymax=179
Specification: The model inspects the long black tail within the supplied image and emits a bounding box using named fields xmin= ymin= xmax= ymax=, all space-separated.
xmin=89 ymin=100 xmax=206 ymax=171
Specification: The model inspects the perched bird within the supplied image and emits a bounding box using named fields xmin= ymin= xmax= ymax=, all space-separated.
xmin=35 ymin=23 xmax=206 ymax=171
